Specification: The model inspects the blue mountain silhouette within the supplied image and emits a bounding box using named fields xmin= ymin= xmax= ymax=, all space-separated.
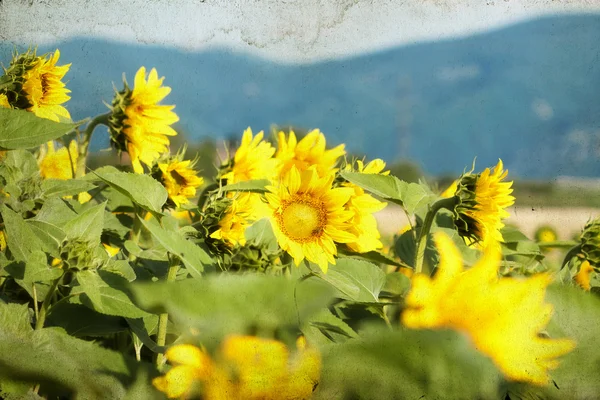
xmin=2 ymin=14 xmax=599 ymax=178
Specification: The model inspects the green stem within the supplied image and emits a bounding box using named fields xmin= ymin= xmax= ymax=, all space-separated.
xmin=414 ymin=197 xmax=458 ymax=274
xmin=538 ymin=241 xmax=579 ymax=249
xmin=35 ymin=276 xmax=62 ymax=330
xmin=76 ymin=112 xmax=111 ymax=179
xmin=155 ymin=257 xmax=180 ymax=369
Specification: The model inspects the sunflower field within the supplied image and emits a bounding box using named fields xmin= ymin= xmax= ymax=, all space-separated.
xmin=0 ymin=48 xmax=599 ymax=400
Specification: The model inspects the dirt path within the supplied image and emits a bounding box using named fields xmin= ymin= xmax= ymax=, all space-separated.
xmin=375 ymin=205 xmax=600 ymax=240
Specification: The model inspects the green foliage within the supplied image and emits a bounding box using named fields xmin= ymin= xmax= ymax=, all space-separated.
xmin=0 ymin=108 xmax=76 ymax=150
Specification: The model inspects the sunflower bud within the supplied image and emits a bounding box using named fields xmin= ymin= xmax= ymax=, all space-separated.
xmin=580 ymin=219 xmax=600 ymax=269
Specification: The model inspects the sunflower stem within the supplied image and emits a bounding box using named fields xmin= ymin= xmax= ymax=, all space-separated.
xmin=155 ymin=256 xmax=180 ymax=369
xmin=414 ymin=197 xmax=458 ymax=274
xmin=35 ymin=275 xmax=62 ymax=330
xmin=76 ymin=112 xmax=111 ymax=179
xmin=537 ymin=240 xmax=579 ymax=249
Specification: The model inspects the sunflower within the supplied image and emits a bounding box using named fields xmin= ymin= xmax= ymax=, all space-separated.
xmin=152 ymin=335 xmax=320 ymax=400
xmin=440 ymin=179 xmax=459 ymax=198
xmin=39 ymin=141 xmax=78 ymax=180
xmin=16 ymin=49 xmax=71 ymax=122
xmin=574 ymin=260 xmax=595 ymax=291
xmin=343 ymin=159 xmax=388 ymax=253
xmin=402 ymin=232 xmax=575 ymax=385
xmin=266 ymin=166 xmax=356 ymax=272
xmin=535 ymin=225 xmax=558 ymax=243
xmin=452 ymin=160 xmax=515 ymax=246
xmin=156 ymin=157 xmax=204 ymax=208
xmin=209 ymin=193 xmax=259 ymax=247
xmin=221 ymin=128 xmax=279 ymax=184
xmin=0 ymin=93 xmax=10 ymax=109
xmin=276 ymin=129 xmax=346 ymax=178
xmin=109 ymin=67 xmax=179 ymax=173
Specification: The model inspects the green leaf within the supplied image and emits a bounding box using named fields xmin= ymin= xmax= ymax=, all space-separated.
xmin=303 ymin=308 xmax=358 ymax=346
xmin=140 ymin=218 xmax=213 ymax=278
xmin=245 ymin=218 xmax=278 ymax=250
xmin=74 ymin=270 xmax=150 ymax=319
xmin=63 ymin=202 xmax=106 ymax=244
xmin=26 ymin=220 xmax=66 ymax=257
xmin=41 ymin=179 xmax=96 ymax=198
xmin=33 ymin=197 xmax=78 ymax=227
xmin=0 ymin=108 xmax=76 ymax=149
xmin=318 ymin=327 xmax=503 ymax=399
xmin=1 ymin=206 xmax=44 ymax=262
xmin=131 ymin=275 xmax=334 ymax=342
xmin=221 ymin=179 xmax=270 ymax=193
xmin=314 ymin=258 xmax=386 ymax=303
xmin=341 ymin=171 xmax=403 ymax=203
xmin=400 ymin=181 xmax=438 ymax=215
xmin=89 ymin=166 xmax=167 ymax=212
xmin=2 ymin=150 xmax=39 ymax=180
xmin=339 ymin=249 xmax=407 ymax=268
xmin=382 ymin=272 xmax=411 ymax=297
xmin=126 ymin=317 xmax=164 ymax=353
xmin=0 ymin=302 xmax=32 ymax=338
xmin=46 ymin=302 xmax=128 ymax=337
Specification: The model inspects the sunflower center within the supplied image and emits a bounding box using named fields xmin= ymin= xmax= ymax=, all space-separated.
xmin=280 ymin=198 xmax=326 ymax=241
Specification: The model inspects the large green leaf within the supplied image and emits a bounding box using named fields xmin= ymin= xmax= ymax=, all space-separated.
xmin=0 ymin=108 xmax=76 ymax=150
xmin=63 ymin=202 xmax=106 ymax=244
xmin=303 ymin=308 xmax=358 ymax=347
xmin=316 ymin=327 xmax=503 ymax=399
xmin=33 ymin=197 xmax=78 ymax=227
xmin=314 ymin=258 xmax=386 ymax=303
xmin=89 ymin=166 xmax=167 ymax=212
xmin=140 ymin=218 xmax=213 ymax=278
xmin=41 ymin=179 xmax=96 ymax=198
xmin=26 ymin=220 xmax=66 ymax=257
xmin=46 ymin=302 xmax=128 ymax=337
xmin=74 ymin=270 xmax=150 ymax=319
xmin=1 ymin=206 xmax=44 ymax=262
xmin=341 ymin=171 xmax=404 ymax=203
xmin=131 ymin=275 xmax=334 ymax=343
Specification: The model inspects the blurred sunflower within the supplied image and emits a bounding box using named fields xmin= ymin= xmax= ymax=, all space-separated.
xmin=343 ymin=159 xmax=388 ymax=253
xmin=220 ymin=127 xmax=279 ymax=184
xmin=0 ymin=93 xmax=10 ymax=108
xmin=155 ymin=154 xmax=204 ymax=208
xmin=39 ymin=141 xmax=78 ymax=180
xmin=402 ymin=232 xmax=575 ymax=385
xmin=153 ymin=335 xmax=320 ymax=400
xmin=276 ymin=129 xmax=345 ymax=178
xmin=209 ymin=193 xmax=259 ymax=247
xmin=109 ymin=66 xmax=179 ymax=173
xmin=535 ymin=225 xmax=558 ymax=243
xmin=266 ymin=167 xmax=355 ymax=272
xmin=452 ymin=160 xmax=515 ymax=246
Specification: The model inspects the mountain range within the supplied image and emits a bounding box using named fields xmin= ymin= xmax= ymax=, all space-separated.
xmin=1 ymin=14 xmax=600 ymax=178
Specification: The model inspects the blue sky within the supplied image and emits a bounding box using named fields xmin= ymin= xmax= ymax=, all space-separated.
xmin=1 ymin=0 xmax=599 ymax=63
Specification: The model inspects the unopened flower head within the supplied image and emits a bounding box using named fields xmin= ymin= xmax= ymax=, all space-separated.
xmin=452 ymin=160 xmax=515 ymax=246
xmin=266 ymin=166 xmax=356 ymax=272
xmin=1 ymin=49 xmax=71 ymax=121
xmin=152 ymin=335 xmax=320 ymax=400
xmin=579 ymin=218 xmax=600 ymax=269
xmin=276 ymin=129 xmax=346 ymax=178
xmin=402 ymin=232 xmax=575 ymax=385
xmin=108 ymin=66 xmax=179 ymax=173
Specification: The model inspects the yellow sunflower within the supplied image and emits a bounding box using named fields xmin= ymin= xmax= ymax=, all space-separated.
xmin=343 ymin=159 xmax=388 ymax=253
xmin=157 ymin=158 xmax=204 ymax=208
xmin=152 ymin=335 xmax=320 ymax=400
xmin=402 ymin=232 xmax=575 ymax=385
xmin=535 ymin=225 xmax=558 ymax=243
xmin=0 ymin=93 xmax=10 ymax=109
xmin=440 ymin=179 xmax=459 ymax=198
xmin=19 ymin=49 xmax=71 ymax=122
xmin=0 ymin=231 xmax=6 ymax=252
xmin=453 ymin=160 xmax=515 ymax=246
xmin=574 ymin=260 xmax=595 ymax=291
xmin=39 ymin=141 xmax=78 ymax=180
xmin=276 ymin=129 xmax=346 ymax=178
xmin=221 ymin=128 xmax=279 ymax=184
xmin=266 ymin=166 xmax=356 ymax=272
xmin=209 ymin=193 xmax=260 ymax=247
xmin=109 ymin=66 xmax=179 ymax=173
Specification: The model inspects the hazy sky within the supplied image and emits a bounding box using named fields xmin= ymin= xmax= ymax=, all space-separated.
xmin=1 ymin=0 xmax=599 ymax=62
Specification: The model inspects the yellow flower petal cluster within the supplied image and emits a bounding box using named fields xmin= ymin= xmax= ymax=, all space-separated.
xmin=221 ymin=128 xmax=279 ymax=184
xmin=20 ymin=49 xmax=71 ymax=122
xmin=0 ymin=231 xmax=6 ymax=252
xmin=535 ymin=225 xmax=558 ymax=243
xmin=109 ymin=67 xmax=179 ymax=173
xmin=0 ymin=94 xmax=10 ymax=109
xmin=276 ymin=129 xmax=345 ymax=178
xmin=440 ymin=179 xmax=459 ymax=198
xmin=266 ymin=166 xmax=356 ymax=272
xmin=402 ymin=232 xmax=575 ymax=385
xmin=153 ymin=336 xmax=320 ymax=400
xmin=574 ymin=260 xmax=595 ymax=291
xmin=39 ymin=141 xmax=78 ymax=180
xmin=454 ymin=160 xmax=515 ymax=246
xmin=210 ymin=193 xmax=263 ymax=247
xmin=158 ymin=159 xmax=204 ymax=208
xmin=343 ymin=159 xmax=388 ymax=253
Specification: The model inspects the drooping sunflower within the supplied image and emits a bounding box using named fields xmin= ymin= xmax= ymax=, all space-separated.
xmin=109 ymin=66 xmax=179 ymax=174
xmin=343 ymin=159 xmax=388 ymax=253
xmin=152 ymin=335 xmax=320 ymax=400
xmin=154 ymin=153 xmax=204 ymax=208
xmin=276 ymin=129 xmax=346 ymax=178
xmin=266 ymin=166 xmax=356 ymax=272
xmin=402 ymin=232 xmax=575 ymax=385
xmin=220 ymin=128 xmax=279 ymax=184
xmin=452 ymin=160 xmax=515 ymax=246
xmin=39 ymin=141 xmax=78 ymax=180
xmin=1 ymin=49 xmax=71 ymax=121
